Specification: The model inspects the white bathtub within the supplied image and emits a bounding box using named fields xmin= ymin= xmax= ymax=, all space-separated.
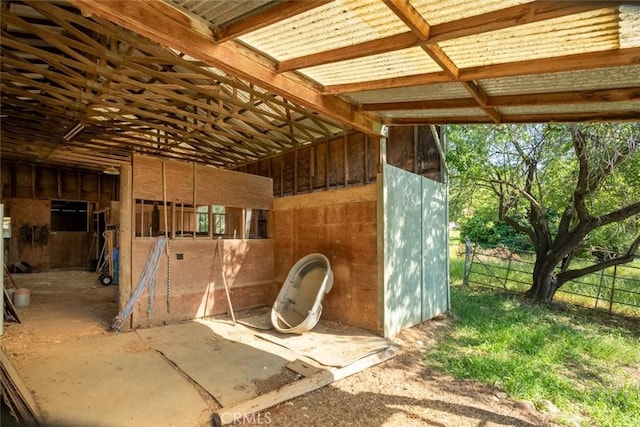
xmin=271 ymin=253 xmax=334 ymax=334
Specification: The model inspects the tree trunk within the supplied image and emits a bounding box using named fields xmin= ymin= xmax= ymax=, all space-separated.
xmin=526 ymin=252 xmax=561 ymax=303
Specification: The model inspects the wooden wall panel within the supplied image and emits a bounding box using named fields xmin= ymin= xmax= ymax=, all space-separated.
xmin=296 ymin=147 xmax=311 ymax=193
xmin=313 ymin=144 xmax=328 ymax=190
xmin=131 ymin=239 xmax=275 ymax=327
xmin=35 ymin=167 xmax=57 ymax=199
xmin=132 ymin=155 xmax=163 ymax=200
xmin=387 ymin=126 xmax=415 ymax=172
xmin=348 ymin=133 xmax=365 ymax=185
xmin=195 ymin=164 xmax=273 ymax=209
xmin=328 ymin=138 xmax=345 ymax=187
xmin=272 ymin=157 xmax=282 ymax=196
xmin=166 ymin=160 xmax=194 ymax=204
xmin=60 ymin=170 xmax=78 ymax=200
xmin=14 ymin=163 xmax=32 ymax=198
xmin=80 ymin=171 xmax=99 ymax=202
xmin=6 ymin=198 xmax=51 ymax=271
xmin=281 ymin=151 xmax=295 ymax=196
xmin=272 ymin=185 xmax=379 ymax=333
xmin=1 ymin=161 xmax=11 ymax=199
xmin=50 ymin=231 xmax=90 ymax=268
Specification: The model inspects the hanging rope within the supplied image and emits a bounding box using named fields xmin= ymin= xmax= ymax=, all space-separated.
xmin=111 ymin=236 xmax=166 ymax=332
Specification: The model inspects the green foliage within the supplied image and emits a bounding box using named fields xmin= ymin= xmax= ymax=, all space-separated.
xmin=445 ymin=123 xmax=640 ymax=257
xmin=427 ymin=286 xmax=640 ymax=425
xmin=458 ymin=207 xmax=531 ymax=251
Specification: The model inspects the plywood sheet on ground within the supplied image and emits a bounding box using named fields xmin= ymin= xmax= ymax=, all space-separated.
xmin=210 ymin=317 xmax=396 ymax=368
xmin=17 ymin=332 xmax=210 ymax=427
xmin=135 ymin=322 xmax=291 ymax=407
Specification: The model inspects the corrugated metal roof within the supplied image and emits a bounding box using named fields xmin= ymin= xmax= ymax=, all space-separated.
xmin=410 ymin=0 xmax=530 ymax=26
xmin=500 ymin=101 xmax=640 ymax=115
xmin=381 ymin=108 xmax=486 ymax=118
xmin=440 ymin=8 xmax=622 ymax=68
xmin=479 ymin=65 xmax=640 ymax=96
xmin=238 ymin=0 xmax=407 ymax=61
xmin=169 ymin=0 xmax=278 ymax=28
xmin=300 ymin=47 xmax=442 ymax=86
xmin=620 ymin=5 xmax=640 ymax=48
xmin=345 ymin=82 xmax=470 ymax=104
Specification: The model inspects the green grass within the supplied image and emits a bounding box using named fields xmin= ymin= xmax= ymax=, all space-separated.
xmin=426 ymin=286 xmax=640 ymax=426
xmin=454 ymin=242 xmax=640 ymax=317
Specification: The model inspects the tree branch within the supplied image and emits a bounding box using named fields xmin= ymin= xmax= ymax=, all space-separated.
xmin=558 ymin=234 xmax=640 ymax=284
xmin=591 ymin=201 xmax=640 ymax=230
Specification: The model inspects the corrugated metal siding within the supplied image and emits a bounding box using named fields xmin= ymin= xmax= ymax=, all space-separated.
xmin=480 ymin=65 xmax=640 ymax=96
xmin=237 ymin=0 xmax=407 ymax=61
xmin=345 ymin=82 xmax=470 ymax=104
xmin=440 ymin=8 xmax=621 ymax=68
xmin=410 ymin=0 xmax=530 ymax=26
xmin=299 ymin=47 xmax=441 ymax=86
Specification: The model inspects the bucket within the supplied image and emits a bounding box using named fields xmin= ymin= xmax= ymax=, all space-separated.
xmin=13 ymin=288 xmax=30 ymax=308
xmin=6 ymin=288 xmax=15 ymax=302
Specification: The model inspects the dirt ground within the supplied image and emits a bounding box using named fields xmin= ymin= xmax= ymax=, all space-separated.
xmin=2 ymin=270 xmax=556 ymax=426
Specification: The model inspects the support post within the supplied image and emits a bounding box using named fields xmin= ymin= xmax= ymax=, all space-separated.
xmin=118 ymin=164 xmax=132 ymax=331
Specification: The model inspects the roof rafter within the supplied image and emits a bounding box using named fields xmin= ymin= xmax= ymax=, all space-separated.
xmin=324 ymin=47 xmax=640 ymax=95
xmin=214 ymin=0 xmax=331 ymax=43
xmin=68 ymin=0 xmax=382 ymax=136
xmin=359 ymin=87 xmax=640 ymax=111
xmin=382 ymin=0 xmax=501 ymax=123
xmin=277 ymin=1 xmax=611 ymax=72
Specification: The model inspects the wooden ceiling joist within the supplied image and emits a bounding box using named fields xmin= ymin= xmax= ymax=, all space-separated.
xmin=68 ymin=0 xmax=382 ymax=137
xmin=2 ymin=1 xmax=637 ymax=170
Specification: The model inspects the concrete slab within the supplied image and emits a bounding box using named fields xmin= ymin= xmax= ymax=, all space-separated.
xmin=19 ymin=331 xmax=210 ymax=427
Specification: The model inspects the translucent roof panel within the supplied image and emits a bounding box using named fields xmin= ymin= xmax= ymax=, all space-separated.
xmin=238 ymin=0 xmax=407 ymax=61
xmin=410 ymin=0 xmax=530 ymax=26
xmin=500 ymin=101 xmax=640 ymax=115
xmin=381 ymin=108 xmax=486 ymax=118
xmin=299 ymin=47 xmax=442 ymax=86
xmin=480 ymin=65 xmax=640 ymax=96
xmin=345 ymin=82 xmax=470 ymax=104
xmin=440 ymin=8 xmax=623 ymax=68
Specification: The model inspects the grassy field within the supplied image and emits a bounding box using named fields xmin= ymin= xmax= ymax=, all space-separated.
xmin=438 ymin=237 xmax=640 ymax=426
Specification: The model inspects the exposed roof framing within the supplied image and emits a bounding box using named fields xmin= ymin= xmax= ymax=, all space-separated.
xmin=1 ymin=0 xmax=638 ymax=172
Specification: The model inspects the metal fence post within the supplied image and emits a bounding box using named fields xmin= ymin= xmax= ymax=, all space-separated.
xmin=463 ymin=236 xmax=472 ymax=286
xmin=609 ymin=265 xmax=618 ymax=313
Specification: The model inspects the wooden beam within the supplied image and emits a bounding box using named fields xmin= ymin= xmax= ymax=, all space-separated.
xmin=325 ymin=47 xmax=640 ymax=94
xmin=382 ymin=0 xmax=430 ymax=41
xmin=212 ymin=347 xmax=396 ymax=426
xmin=360 ymin=87 xmax=640 ymax=111
xmin=68 ymin=0 xmax=382 ymax=136
xmin=383 ymin=110 xmax=640 ymax=125
xmin=277 ymin=32 xmax=417 ymax=73
xmin=279 ymin=1 xmax=612 ymax=74
xmin=214 ymin=1 xmax=331 ymax=43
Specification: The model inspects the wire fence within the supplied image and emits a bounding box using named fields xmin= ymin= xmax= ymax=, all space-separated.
xmin=459 ymin=237 xmax=640 ymax=318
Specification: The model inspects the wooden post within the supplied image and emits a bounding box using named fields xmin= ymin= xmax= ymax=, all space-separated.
xmin=118 ymin=164 xmax=132 ymax=331
xmin=364 ymin=135 xmax=369 ymax=184
xmin=344 ymin=134 xmax=348 ymax=187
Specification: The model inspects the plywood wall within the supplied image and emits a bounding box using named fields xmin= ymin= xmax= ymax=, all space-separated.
xmin=272 ymin=185 xmax=379 ymax=333
xmin=5 ymin=198 xmax=51 ymax=270
xmin=130 ymin=239 xmax=275 ymax=328
xmin=1 ymin=160 xmax=120 ymax=270
xmin=129 ymin=155 xmax=275 ymax=327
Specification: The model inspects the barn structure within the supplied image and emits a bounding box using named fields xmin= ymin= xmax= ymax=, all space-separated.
xmin=0 ymin=0 xmax=638 ymax=423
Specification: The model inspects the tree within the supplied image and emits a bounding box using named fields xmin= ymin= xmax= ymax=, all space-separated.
xmin=446 ymin=123 xmax=640 ymax=303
